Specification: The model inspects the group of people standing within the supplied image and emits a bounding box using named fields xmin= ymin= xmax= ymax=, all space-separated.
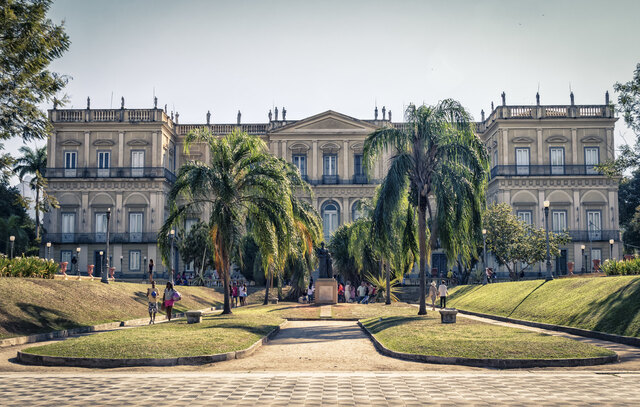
xmin=230 ymin=281 xmax=248 ymax=307
xmin=428 ymin=280 xmax=449 ymax=310
xmin=342 ymin=281 xmax=376 ymax=304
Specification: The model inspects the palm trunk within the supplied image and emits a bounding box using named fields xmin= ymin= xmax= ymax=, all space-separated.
xmin=384 ymin=258 xmax=391 ymax=305
xmin=222 ymin=260 xmax=232 ymax=314
xmin=277 ymin=269 xmax=283 ymax=301
xmin=35 ymin=188 xmax=40 ymax=240
xmin=263 ymin=266 xmax=271 ymax=305
xmin=417 ymin=203 xmax=427 ymax=315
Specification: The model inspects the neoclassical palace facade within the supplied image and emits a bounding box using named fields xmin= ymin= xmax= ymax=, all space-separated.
xmin=43 ymin=94 xmax=620 ymax=277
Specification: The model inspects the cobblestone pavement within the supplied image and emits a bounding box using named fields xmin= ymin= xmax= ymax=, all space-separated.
xmin=1 ymin=371 xmax=639 ymax=406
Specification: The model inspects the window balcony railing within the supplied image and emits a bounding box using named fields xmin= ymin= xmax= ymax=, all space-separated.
xmin=352 ymin=174 xmax=368 ymax=184
xmin=43 ymin=232 xmax=160 ymax=244
xmin=322 ymin=175 xmax=339 ymax=184
xmin=44 ymin=167 xmax=176 ymax=183
xmin=566 ymin=230 xmax=620 ymax=242
xmin=490 ymin=165 xmax=603 ymax=177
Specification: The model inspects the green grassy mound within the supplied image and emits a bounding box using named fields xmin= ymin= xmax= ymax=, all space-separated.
xmin=448 ymin=276 xmax=640 ymax=337
xmin=362 ymin=316 xmax=615 ymax=360
xmin=0 ymin=278 xmax=224 ymax=339
xmin=24 ymin=305 xmax=284 ymax=359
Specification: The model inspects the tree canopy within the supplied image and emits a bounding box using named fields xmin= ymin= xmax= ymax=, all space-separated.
xmin=1 ymin=0 xmax=70 ymax=142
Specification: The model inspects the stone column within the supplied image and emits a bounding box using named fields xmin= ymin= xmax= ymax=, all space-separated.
xmin=49 ymin=132 xmax=56 ymax=168
xmin=281 ymin=140 xmax=287 ymax=160
xmin=538 ymin=190 xmax=545 ymax=227
xmin=571 ymin=128 xmax=578 ymax=164
xmin=151 ymin=131 xmax=158 ymax=167
xmin=118 ymin=131 xmax=124 ymax=167
xmin=536 ymin=128 xmax=543 ymax=164
xmin=312 ymin=140 xmax=319 ymax=180
xmin=84 ymin=131 xmax=90 ymax=166
xmin=343 ymin=140 xmax=349 ymax=183
xmin=502 ymin=129 xmax=509 ymax=164
xmin=81 ymin=192 xmax=89 ymax=233
xmin=116 ymin=193 xmax=123 ymax=233
xmin=342 ymin=197 xmax=349 ymax=224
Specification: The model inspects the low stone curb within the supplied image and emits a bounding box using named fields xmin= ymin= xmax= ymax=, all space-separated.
xmin=285 ymin=318 xmax=359 ymax=322
xmin=0 ymin=306 xmax=220 ymax=348
xmin=456 ymin=309 xmax=640 ymax=348
xmin=358 ymin=321 xmax=619 ymax=368
xmin=17 ymin=320 xmax=287 ymax=368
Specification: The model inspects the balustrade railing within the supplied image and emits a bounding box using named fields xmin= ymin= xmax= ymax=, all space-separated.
xmin=43 ymin=232 xmax=160 ymax=244
xmin=45 ymin=167 xmax=176 ymax=182
xmin=490 ymin=164 xmax=603 ymax=177
xmin=567 ymin=230 xmax=620 ymax=242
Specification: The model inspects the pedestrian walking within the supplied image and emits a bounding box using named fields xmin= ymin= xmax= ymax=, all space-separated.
xmin=438 ymin=280 xmax=448 ymax=309
xmin=242 ymin=282 xmax=248 ymax=305
xmin=429 ymin=281 xmax=437 ymax=310
xmin=146 ymin=281 xmax=159 ymax=324
xmin=148 ymin=259 xmax=154 ymax=283
xmin=344 ymin=281 xmax=351 ymax=303
xmin=232 ymin=282 xmax=239 ymax=307
xmin=357 ymin=282 xmax=368 ymax=303
xmin=162 ymin=281 xmax=176 ymax=321
xmin=307 ymin=283 xmax=314 ymax=302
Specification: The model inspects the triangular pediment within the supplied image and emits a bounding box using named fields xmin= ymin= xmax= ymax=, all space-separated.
xmin=270 ymin=110 xmax=379 ymax=134
xmin=93 ymin=139 xmax=116 ymax=146
xmin=126 ymin=139 xmax=150 ymax=146
xmin=59 ymin=139 xmax=82 ymax=146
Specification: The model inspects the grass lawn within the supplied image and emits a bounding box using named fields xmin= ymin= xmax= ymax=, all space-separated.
xmin=0 ymin=278 xmax=223 ymax=339
xmin=448 ymin=276 xmax=640 ymax=337
xmin=23 ymin=305 xmax=284 ymax=359
xmin=331 ymin=303 xmax=417 ymax=319
xmin=362 ymin=315 xmax=616 ymax=360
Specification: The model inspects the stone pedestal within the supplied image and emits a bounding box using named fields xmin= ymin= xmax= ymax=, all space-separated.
xmin=439 ymin=309 xmax=458 ymax=324
xmin=315 ymin=278 xmax=337 ymax=304
xmin=186 ymin=311 xmax=202 ymax=324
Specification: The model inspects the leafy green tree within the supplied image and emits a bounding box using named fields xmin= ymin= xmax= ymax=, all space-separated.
xmin=364 ymin=100 xmax=489 ymax=315
xmin=14 ymin=145 xmax=58 ymax=239
xmin=177 ymin=221 xmax=214 ymax=286
xmin=160 ymin=130 xmax=315 ymax=314
xmin=484 ymin=203 xmax=571 ymax=278
xmin=0 ymin=214 xmax=28 ymax=255
xmin=0 ymin=0 xmax=70 ymax=142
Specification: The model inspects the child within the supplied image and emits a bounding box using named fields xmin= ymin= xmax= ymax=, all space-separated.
xmin=146 ymin=281 xmax=159 ymax=324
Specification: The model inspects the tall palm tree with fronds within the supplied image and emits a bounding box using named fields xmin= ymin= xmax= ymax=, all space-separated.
xmin=364 ymin=100 xmax=489 ymax=315
xmin=160 ymin=129 xmax=306 ymax=314
xmin=14 ymin=145 xmax=50 ymax=240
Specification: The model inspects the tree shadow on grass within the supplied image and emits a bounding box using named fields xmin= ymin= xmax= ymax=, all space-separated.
xmin=1 ymin=303 xmax=78 ymax=337
xmin=565 ymin=279 xmax=640 ymax=337
xmin=448 ymin=284 xmax=483 ymax=300
xmin=364 ymin=316 xmax=425 ymax=335
xmin=506 ymin=281 xmax=547 ymax=318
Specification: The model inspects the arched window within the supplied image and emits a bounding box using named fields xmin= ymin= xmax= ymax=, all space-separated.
xmin=321 ymin=200 xmax=340 ymax=242
xmin=351 ymin=200 xmax=363 ymax=221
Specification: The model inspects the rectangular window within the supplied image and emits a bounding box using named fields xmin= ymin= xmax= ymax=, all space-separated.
xmin=585 ymin=147 xmax=599 ymax=174
xmin=587 ymin=210 xmax=602 ymax=240
xmin=61 ymin=213 xmax=75 ymax=243
xmin=61 ymin=250 xmax=72 ymax=265
xmin=323 ymin=155 xmax=337 ymax=176
xmin=550 ymin=147 xmax=565 ymax=175
xmin=129 ymin=250 xmax=141 ymax=271
xmin=185 ymin=218 xmax=198 ymax=233
xmin=517 ymin=211 xmax=532 ymax=225
xmin=131 ymin=150 xmax=144 ymax=177
xmin=354 ymin=154 xmax=363 ymax=176
xmin=591 ymin=248 xmax=602 ymax=262
xmin=515 ymin=148 xmax=530 ymax=175
xmin=95 ymin=212 xmax=108 ymax=242
xmin=292 ymin=155 xmax=307 ymax=177
xmin=64 ymin=151 xmax=77 ymax=177
xmin=97 ymin=151 xmax=110 ymax=177
xmin=129 ymin=212 xmax=143 ymax=242
xmin=493 ymin=149 xmax=498 ymax=168
xmin=552 ymin=210 xmax=567 ymax=233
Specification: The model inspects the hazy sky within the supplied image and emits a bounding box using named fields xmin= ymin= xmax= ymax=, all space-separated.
xmin=6 ymin=0 xmax=640 ymax=159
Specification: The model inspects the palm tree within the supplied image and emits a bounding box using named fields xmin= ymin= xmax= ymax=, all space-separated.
xmin=364 ymin=100 xmax=489 ymax=315
xmin=160 ymin=129 xmax=311 ymax=314
xmin=14 ymin=146 xmax=50 ymax=240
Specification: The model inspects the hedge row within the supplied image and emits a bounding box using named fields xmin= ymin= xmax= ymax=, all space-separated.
xmin=601 ymin=257 xmax=640 ymax=276
xmin=0 ymin=255 xmax=58 ymax=278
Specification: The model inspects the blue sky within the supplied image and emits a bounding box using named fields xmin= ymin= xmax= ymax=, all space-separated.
xmin=6 ymin=0 xmax=640 ymax=159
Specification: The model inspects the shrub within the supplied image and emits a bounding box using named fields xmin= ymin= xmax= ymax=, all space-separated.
xmin=0 ymin=255 xmax=57 ymax=278
xmin=601 ymin=256 xmax=640 ymax=276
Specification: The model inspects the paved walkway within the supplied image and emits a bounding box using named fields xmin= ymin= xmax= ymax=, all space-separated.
xmin=1 ymin=371 xmax=639 ymax=406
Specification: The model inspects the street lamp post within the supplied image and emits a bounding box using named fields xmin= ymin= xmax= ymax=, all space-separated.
xmin=170 ymin=229 xmax=175 ymax=284
xmin=581 ymin=244 xmax=586 ymax=274
xmin=46 ymin=242 xmax=52 ymax=260
xmin=9 ymin=235 xmax=15 ymax=259
xmin=543 ymin=201 xmax=553 ymax=281
xmin=76 ymin=247 xmax=81 ymax=276
xmin=482 ymin=229 xmax=488 ymax=285
xmin=120 ymin=255 xmax=124 ymax=276
xmin=609 ymin=239 xmax=614 ymax=261
xmin=99 ymin=250 xmax=104 ymax=279
xmin=101 ymin=208 xmax=111 ymax=284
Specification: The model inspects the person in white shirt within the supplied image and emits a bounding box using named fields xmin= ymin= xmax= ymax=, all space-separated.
xmin=357 ymin=282 xmax=368 ymax=303
xmin=344 ymin=281 xmax=351 ymax=303
xmin=438 ymin=281 xmax=448 ymax=309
